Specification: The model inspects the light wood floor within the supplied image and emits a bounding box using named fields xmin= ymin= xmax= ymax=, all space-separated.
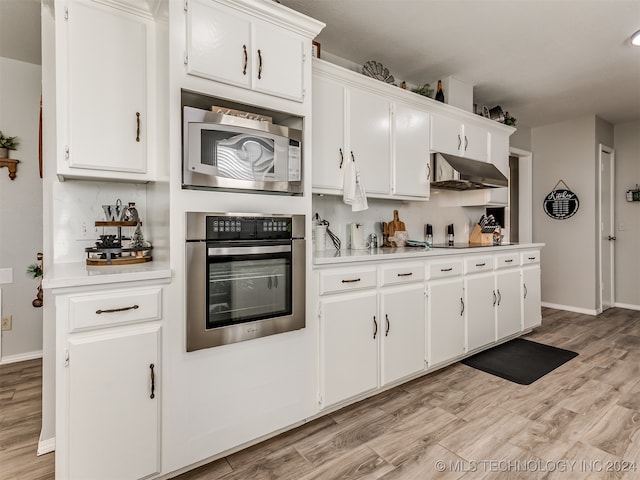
xmin=0 ymin=357 xmax=54 ymax=480
xmin=3 ymin=307 xmax=640 ymax=480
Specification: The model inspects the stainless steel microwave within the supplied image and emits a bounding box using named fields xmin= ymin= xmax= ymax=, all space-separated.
xmin=183 ymin=106 xmax=303 ymax=195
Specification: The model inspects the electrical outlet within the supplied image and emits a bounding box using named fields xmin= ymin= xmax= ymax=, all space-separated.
xmin=1 ymin=315 xmax=12 ymax=331
xmin=76 ymin=218 xmax=99 ymax=241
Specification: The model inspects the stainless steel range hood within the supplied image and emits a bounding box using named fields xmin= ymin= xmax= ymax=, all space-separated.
xmin=431 ymin=153 xmax=508 ymax=190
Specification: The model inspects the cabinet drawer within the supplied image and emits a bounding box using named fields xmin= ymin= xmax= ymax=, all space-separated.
xmin=495 ymin=252 xmax=520 ymax=269
xmin=319 ymin=267 xmax=377 ymax=295
xmin=464 ymin=256 xmax=494 ymax=274
xmin=427 ymin=260 xmax=463 ymax=279
xmin=381 ymin=262 xmax=425 ymax=286
xmin=68 ymin=287 xmax=162 ymax=333
xmin=521 ymin=250 xmax=540 ymax=265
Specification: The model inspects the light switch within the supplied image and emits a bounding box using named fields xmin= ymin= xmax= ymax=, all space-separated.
xmin=0 ymin=268 xmax=13 ymax=285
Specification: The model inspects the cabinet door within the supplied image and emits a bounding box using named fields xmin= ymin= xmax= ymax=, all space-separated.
xmin=428 ymin=277 xmax=465 ymax=367
xmin=252 ymin=21 xmax=304 ymax=101
xmin=430 ymin=113 xmax=462 ymax=156
xmin=65 ymin=1 xmax=147 ymax=174
xmin=380 ymin=284 xmax=426 ymax=386
xmin=464 ymin=273 xmax=497 ymax=351
xmin=349 ymin=88 xmax=391 ymax=194
xmin=523 ymin=266 xmax=542 ymax=329
xmin=394 ymin=104 xmax=430 ymax=197
xmin=496 ymin=270 xmax=523 ymax=339
xmin=186 ymin=0 xmax=252 ymax=88
xmin=320 ymin=291 xmax=378 ymax=407
xmin=67 ymin=325 xmax=160 ymax=480
xmin=312 ymin=75 xmax=345 ymax=191
xmin=461 ymin=123 xmax=488 ymax=161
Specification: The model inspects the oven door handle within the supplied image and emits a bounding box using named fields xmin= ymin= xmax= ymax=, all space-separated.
xmin=207 ymin=245 xmax=292 ymax=256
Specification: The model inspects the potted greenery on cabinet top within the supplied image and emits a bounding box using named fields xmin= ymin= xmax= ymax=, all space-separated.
xmin=0 ymin=131 xmax=19 ymax=158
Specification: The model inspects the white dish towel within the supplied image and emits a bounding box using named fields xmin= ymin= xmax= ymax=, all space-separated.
xmin=342 ymin=157 xmax=368 ymax=211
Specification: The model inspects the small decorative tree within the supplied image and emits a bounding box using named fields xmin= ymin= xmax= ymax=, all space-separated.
xmin=130 ymin=221 xmax=146 ymax=256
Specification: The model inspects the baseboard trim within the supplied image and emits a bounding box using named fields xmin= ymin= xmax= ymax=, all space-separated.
xmin=37 ymin=435 xmax=55 ymax=456
xmin=0 ymin=350 xmax=43 ymax=365
xmin=614 ymin=302 xmax=640 ymax=311
xmin=541 ymin=302 xmax=598 ymax=316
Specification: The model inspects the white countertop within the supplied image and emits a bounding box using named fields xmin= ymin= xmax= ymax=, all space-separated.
xmin=313 ymin=243 xmax=545 ymax=265
xmin=43 ymin=261 xmax=172 ymax=290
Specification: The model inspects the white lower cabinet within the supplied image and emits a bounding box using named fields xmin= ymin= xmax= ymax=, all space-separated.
xmin=380 ymin=283 xmax=426 ymax=386
xmin=319 ymin=290 xmax=378 ymax=407
xmin=55 ymin=283 xmax=165 ymax=480
xmin=67 ymin=325 xmax=161 ymax=480
xmin=316 ymin=248 xmax=542 ymax=410
xmin=523 ymin=265 xmax=542 ymax=329
xmin=464 ymin=272 xmax=497 ymax=351
xmin=428 ymin=276 xmax=465 ymax=367
xmin=496 ymin=269 xmax=523 ymax=339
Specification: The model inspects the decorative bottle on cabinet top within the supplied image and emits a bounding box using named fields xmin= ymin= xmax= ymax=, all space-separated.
xmin=435 ymin=80 xmax=445 ymax=103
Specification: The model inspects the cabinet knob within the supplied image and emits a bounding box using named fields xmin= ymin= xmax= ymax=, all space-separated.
xmin=135 ymin=112 xmax=141 ymax=143
xmin=95 ymin=304 xmax=139 ymax=315
xmin=524 ymin=283 xmax=528 ymax=299
xmin=385 ymin=314 xmax=390 ymax=336
xmin=257 ymin=49 xmax=263 ymax=79
xmin=373 ymin=315 xmax=378 ymax=339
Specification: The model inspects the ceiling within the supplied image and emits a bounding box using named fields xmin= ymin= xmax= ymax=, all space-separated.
xmin=3 ymin=0 xmax=639 ymax=129
xmin=280 ymin=0 xmax=640 ymax=128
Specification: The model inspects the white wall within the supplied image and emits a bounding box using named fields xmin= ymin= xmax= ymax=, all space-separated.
xmin=0 ymin=57 xmax=44 ymax=362
xmin=531 ymin=115 xmax=600 ymax=313
xmin=613 ymin=120 xmax=640 ymax=309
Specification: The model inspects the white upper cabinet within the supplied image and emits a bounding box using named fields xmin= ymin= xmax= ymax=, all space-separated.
xmin=431 ymin=113 xmax=488 ymax=162
xmin=186 ymin=0 xmax=322 ymax=102
xmin=394 ymin=104 xmax=431 ymax=198
xmin=186 ymin=0 xmax=252 ymax=90
xmin=312 ymin=74 xmax=345 ymax=190
xmin=349 ymin=88 xmax=392 ymax=195
xmin=57 ymin=0 xmax=154 ymax=181
xmin=312 ymin=60 xmax=431 ymax=200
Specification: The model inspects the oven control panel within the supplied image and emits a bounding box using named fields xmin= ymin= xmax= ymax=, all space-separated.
xmin=206 ymin=216 xmax=292 ymax=240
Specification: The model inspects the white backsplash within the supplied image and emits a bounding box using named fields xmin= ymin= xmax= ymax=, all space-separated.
xmin=312 ymin=192 xmax=486 ymax=250
xmin=52 ymin=180 xmax=147 ymax=263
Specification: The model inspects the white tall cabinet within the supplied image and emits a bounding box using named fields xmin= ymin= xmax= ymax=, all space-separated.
xmin=55 ymin=0 xmax=156 ymax=181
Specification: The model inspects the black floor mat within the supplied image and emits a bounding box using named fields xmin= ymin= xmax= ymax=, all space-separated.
xmin=461 ymin=338 xmax=579 ymax=385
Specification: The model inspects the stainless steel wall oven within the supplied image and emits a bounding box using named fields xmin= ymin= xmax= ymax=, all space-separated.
xmin=186 ymin=213 xmax=305 ymax=351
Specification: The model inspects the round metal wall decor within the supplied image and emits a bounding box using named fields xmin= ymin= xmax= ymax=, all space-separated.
xmin=543 ymin=180 xmax=579 ymax=220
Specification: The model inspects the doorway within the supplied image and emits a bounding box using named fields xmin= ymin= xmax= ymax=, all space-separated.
xmin=599 ymin=145 xmax=615 ymax=312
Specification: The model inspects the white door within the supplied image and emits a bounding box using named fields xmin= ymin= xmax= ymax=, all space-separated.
xmin=252 ymin=21 xmax=304 ymax=101
xmin=599 ymin=146 xmax=615 ymax=311
xmin=312 ymin=76 xmax=345 ymax=191
xmin=66 ymin=0 xmax=147 ymax=173
xmin=67 ymin=325 xmax=160 ymax=480
xmin=186 ymin=0 xmax=252 ymax=88
xmin=430 ymin=113 xmax=462 ymax=156
xmin=380 ymin=284 xmax=426 ymax=385
xmin=394 ymin=104 xmax=430 ymax=197
xmin=464 ymin=273 xmax=497 ymax=351
xmin=461 ymin=123 xmax=488 ymax=161
xmin=319 ymin=291 xmax=378 ymax=407
xmin=349 ymin=88 xmax=391 ymax=194
xmin=523 ymin=266 xmax=542 ymax=329
xmin=428 ymin=277 xmax=465 ymax=367
xmin=495 ymin=270 xmax=523 ymax=339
